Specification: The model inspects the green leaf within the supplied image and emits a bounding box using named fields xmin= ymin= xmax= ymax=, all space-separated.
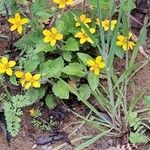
xmin=45 ymin=94 xmax=57 ymax=109
xmin=62 ymin=37 xmax=79 ymax=51
xmin=10 ymin=75 xmax=18 ymax=86
xmin=63 ymin=63 xmax=85 ymax=77
xmin=52 ymin=80 xmax=69 ymax=99
xmin=78 ymin=84 xmax=91 ymax=101
xmin=129 ymin=132 xmax=149 ymax=144
xmin=40 ymin=57 xmax=64 ymax=78
xmin=56 ymin=11 xmax=77 ymax=35
xmin=77 ymin=53 xmax=92 ymax=65
xmin=144 ymin=96 xmax=150 ymax=108
xmin=62 ymin=51 xmax=72 ymax=62
xmin=121 ymin=0 xmax=136 ymax=12
xmin=114 ymin=45 xmax=124 ymax=59
xmin=87 ymin=72 xmax=99 ymax=91
xmin=34 ymin=40 xmax=56 ymax=53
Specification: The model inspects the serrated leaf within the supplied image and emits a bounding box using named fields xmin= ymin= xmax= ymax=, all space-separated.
xmin=62 ymin=37 xmax=79 ymax=51
xmin=45 ymin=94 xmax=57 ymax=109
xmin=129 ymin=132 xmax=149 ymax=144
xmin=52 ymin=80 xmax=69 ymax=99
xmin=62 ymin=51 xmax=72 ymax=62
xmin=10 ymin=75 xmax=18 ymax=86
xmin=87 ymin=72 xmax=99 ymax=91
xmin=77 ymin=53 xmax=92 ymax=65
xmin=34 ymin=40 xmax=56 ymax=53
xmin=63 ymin=63 xmax=85 ymax=77
xmin=78 ymin=84 xmax=91 ymax=101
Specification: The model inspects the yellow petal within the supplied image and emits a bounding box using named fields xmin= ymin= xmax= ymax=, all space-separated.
xmin=66 ymin=0 xmax=73 ymax=5
xmin=80 ymin=14 xmax=86 ymax=21
xmin=50 ymin=39 xmax=57 ymax=46
xmin=15 ymin=13 xmax=21 ymax=21
xmin=99 ymin=62 xmax=106 ymax=68
xmin=51 ymin=27 xmax=57 ymax=34
xmin=94 ymin=68 xmax=100 ymax=76
xmin=0 ymin=64 xmax=5 ymax=73
xmin=10 ymin=25 xmax=18 ymax=31
xmin=53 ymin=0 xmax=60 ymax=4
xmin=95 ymin=56 xmax=102 ymax=64
xmin=75 ymin=32 xmax=83 ymax=38
xmin=17 ymin=26 xmax=23 ymax=34
xmin=128 ymin=41 xmax=135 ymax=50
xmin=87 ymin=37 xmax=94 ymax=44
xmin=15 ymin=71 xmax=24 ymax=78
xmin=8 ymin=61 xmax=16 ymax=67
xmin=89 ymin=28 xmax=95 ymax=34
xmin=85 ymin=18 xmax=91 ymax=24
xmin=24 ymin=82 xmax=32 ymax=89
xmin=20 ymin=79 xmax=26 ymax=87
xmin=55 ymin=33 xmax=63 ymax=40
xmin=25 ymin=72 xmax=32 ymax=81
xmin=116 ymin=41 xmax=123 ymax=46
xmin=44 ymin=37 xmax=51 ymax=43
xmin=43 ymin=30 xmax=50 ymax=36
xmin=33 ymin=81 xmax=41 ymax=88
xmin=33 ymin=74 xmax=41 ymax=80
xmin=80 ymin=38 xmax=86 ymax=44
xmin=1 ymin=57 xmax=8 ymax=64
xmin=8 ymin=18 xmax=16 ymax=24
xmin=111 ymin=20 xmax=117 ymax=26
xmin=6 ymin=68 xmax=13 ymax=76
xmin=21 ymin=18 xmax=29 ymax=25
xmin=76 ymin=22 xmax=80 ymax=27
xmin=59 ymin=3 xmax=66 ymax=8
xmin=87 ymin=59 xmax=95 ymax=66
xmin=117 ymin=35 xmax=125 ymax=41
xmin=90 ymin=66 xmax=95 ymax=71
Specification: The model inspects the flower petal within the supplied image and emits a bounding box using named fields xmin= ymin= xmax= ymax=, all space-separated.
xmin=24 ymin=82 xmax=32 ymax=89
xmin=25 ymin=72 xmax=32 ymax=81
xmin=99 ymin=62 xmax=106 ymax=68
xmin=6 ymin=68 xmax=13 ymax=76
xmin=1 ymin=57 xmax=8 ymax=64
xmin=51 ymin=27 xmax=58 ymax=34
xmin=59 ymin=3 xmax=66 ymax=8
xmin=87 ymin=59 xmax=95 ymax=66
xmin=55 ymin=33 xmax=63 ymax=40
xmin=43 ymin=30 xmax=50 ymax=36
xmin=80 ymin=38 xmax=86 ymax=44
xmin=44 ymin=37 xmax=51 ymax=43
xmin=10 ymin=25 xmax=18 ymax=31
xmin=50 ymin=39 xmax=57 ymax=46
xmin=66 ymin=0 xmax=73 ymax=5
xmin=8 ymin=18 xmax=16 ymax=24
xmin=53 ymin=0 xmax=60 ymax=4
xmin=15 ymin=13 xmax=21 ymax=21
xmin=17 ymin=26 xmax=23 ymax=34
xmin=95 ymin=56 xmax=102 ymax=64
xmin=33 ymin=81 xmax=41 ymax=88
xmin=33 ymin=74 xmax=41 ymax=80
xmin=94 ymin=68 xmax=100 ymax=76
xmin=8 ymin=61 xmax=16 ymax=67
xmin=21 ymin=18 xmax=29 ymax=25
xmin=15 ymin=71 xmax=24 ymax=78
xmin=0 ymin=64 xmax=6 ymax=73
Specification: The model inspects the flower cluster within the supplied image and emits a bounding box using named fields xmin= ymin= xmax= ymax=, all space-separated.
xmin=0 ymin=57 xmax=16 ymax=76
xmin=15 ymin=71 xmax=41 ymax=89
xmin=87 ymin=56 xmax=106 ymax=76
xmin=74 ymin=14 xmax=95 ymax=44
xmin=96 ymin=18 xmax=117 ymax=31
xmin=116 ymin=32 xmax=135 ymax=51
xmin=8 ymin=13 xmax=29 ymax=35
xmin=53 ymin=0 xmax=73 ymax=9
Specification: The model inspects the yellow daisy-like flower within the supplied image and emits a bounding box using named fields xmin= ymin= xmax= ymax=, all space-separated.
xmin=53 ymin=0 xmax=73 ymax=8
xmin=74 ymin=14 xmax=91 ymax=27
xmin=75 ymin=28 xmax=95 ymax=44
xmin=0 ymin=57 xmax=16 ymax=76
xmin=43 ymin=27 xmax=63 ymax=47
xmin=8 ymin=13 xmax=29 ymax=35
xmin=116 ymin=32 xmax=135 ymax=51
xmin=87 ymin=56 xmax=106 ymax=76
xmin=97 ymin=19 xmax=117 ymax=31
xmin=15 ymin=71 xmax=41 ymax=89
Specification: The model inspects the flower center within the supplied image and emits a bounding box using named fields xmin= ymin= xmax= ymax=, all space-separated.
xmin=60 ymin=0 xmax=67 ymax=3
xmin=15 ymin=21 xmax=21 ymax=26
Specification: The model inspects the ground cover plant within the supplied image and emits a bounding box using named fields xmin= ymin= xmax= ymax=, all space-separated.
xmin=0 ymin=0 xmax=150 ymax=149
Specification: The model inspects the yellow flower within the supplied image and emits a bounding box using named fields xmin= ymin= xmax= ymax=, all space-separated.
xmin=0 ymin=57 xmax=16 ymax=76
xmin=99 ymin=19 xmax=117 ymax=31
xmin=116 ymin=33 xmax=135 ymax=51
xmin=75 ymin=28 xmax=95 ymax=44
xmin=43 ymin=27 xmax=63 ymax=47
xmin=8 ymin=13 xmax=29 ymax=35
xmin=29 ymin=109 xmax=36 ymax=117
xmin=15 ymin=71 xmax=41 ymax=89
xmin=53 ymin=0 xmax=73 ymax=8
xmin=74 ymin=14 xmax=91 ymax=27
xmin=87 ymin=56 xmax=105 ymax=76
